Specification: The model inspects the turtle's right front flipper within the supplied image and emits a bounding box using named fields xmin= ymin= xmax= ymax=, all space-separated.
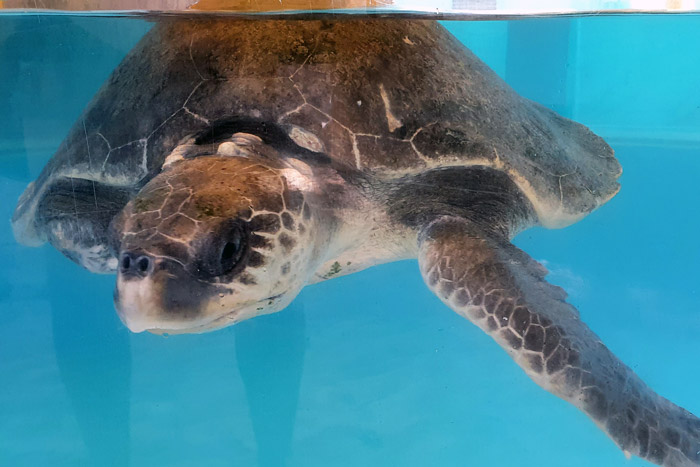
xmin=418 ymin=216 xmax=700 ymax=467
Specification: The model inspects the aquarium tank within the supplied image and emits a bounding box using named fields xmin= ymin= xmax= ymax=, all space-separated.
xmin=1 ymin=1 xmax=699 ymax=466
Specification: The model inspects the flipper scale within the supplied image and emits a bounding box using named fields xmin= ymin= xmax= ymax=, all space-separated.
xmin=418 ymin=216 xmax=700 ymax=467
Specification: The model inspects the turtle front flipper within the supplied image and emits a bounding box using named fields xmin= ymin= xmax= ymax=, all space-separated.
xmin=23 ymin=176 xmax=134 ymax=273
xmin=418 ymin=216 xmax=700 ymax=467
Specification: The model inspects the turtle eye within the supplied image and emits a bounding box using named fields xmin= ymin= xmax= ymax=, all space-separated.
xmin=220 ymin=235 xmax=242 ymax=275
xmin=193 ymin=220 xmax=248 ymax=280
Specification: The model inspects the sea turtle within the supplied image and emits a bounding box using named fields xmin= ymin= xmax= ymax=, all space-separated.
xmin=11 ymin=18 xmax=700 ymax=466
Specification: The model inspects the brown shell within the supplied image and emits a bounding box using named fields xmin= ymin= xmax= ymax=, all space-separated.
xmin=20 ymin=18 xmax=620 ymax=233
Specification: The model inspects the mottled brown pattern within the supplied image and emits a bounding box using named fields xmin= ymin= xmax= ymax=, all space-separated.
xmin=16 ymin=18 xmax=621 ymax=256
xmin=419 ymin=217 xmax=700 ymax=467
xmin=115 ymin=152 xmax=307 ymax=283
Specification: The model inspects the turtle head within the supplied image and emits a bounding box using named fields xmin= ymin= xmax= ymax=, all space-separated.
xmin=110 ymin=138 xmax=320 ymax=334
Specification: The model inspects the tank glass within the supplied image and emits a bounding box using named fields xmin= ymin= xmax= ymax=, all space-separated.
xmin=1 ymin=11 xmax=699 ymax=467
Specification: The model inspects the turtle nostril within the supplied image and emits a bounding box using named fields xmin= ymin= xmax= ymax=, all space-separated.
xmin=137 ymin=256 xmax=151 ymax=273
xmin=121 ymin=254 xmax=131 ymax=271
xmin=119 ymin=252 xmax=153 ymax=278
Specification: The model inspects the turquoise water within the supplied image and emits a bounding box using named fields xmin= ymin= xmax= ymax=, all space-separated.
xmin=1 ymin=14 xmax=699 ymax=467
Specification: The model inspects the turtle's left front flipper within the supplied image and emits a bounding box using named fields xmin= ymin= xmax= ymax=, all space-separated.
xmin=418 ymin=216 xmax=700 ymax=467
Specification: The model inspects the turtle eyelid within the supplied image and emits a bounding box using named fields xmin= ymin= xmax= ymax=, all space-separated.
xmin=220 ymin=235 xmax=243 ymax=275
xmin=191 ymin=220 xmax=250 ymax=281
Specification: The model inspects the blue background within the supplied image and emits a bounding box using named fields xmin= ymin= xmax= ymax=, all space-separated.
xmin=0 ymin=14 xmax=699 ymax=467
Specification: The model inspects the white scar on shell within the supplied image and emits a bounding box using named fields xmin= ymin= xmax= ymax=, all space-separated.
xmin=217 ymin=142 xmax=249 ymax=158
xmin=216 ymin=133 xmax=267 ymax=158
xmin=281 ymin=165 xmax=314 ymax=191
xmin=163 ymin=137 xmax=196 ymax=168
xmin=231 ymin=133 xmax=262 ymax=146
xmin=216 ymin=133 xmax=261 ymax=158
xmin=379 ymin=83 xmax=403 ymax=132
xmin=287 ymin=125 xmax=324 ymax=153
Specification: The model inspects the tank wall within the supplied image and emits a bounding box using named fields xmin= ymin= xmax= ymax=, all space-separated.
xmin=1 ymin=15 xmax=699 ymax=467
xmin=444 ymin=15 xmax=700 ymax=145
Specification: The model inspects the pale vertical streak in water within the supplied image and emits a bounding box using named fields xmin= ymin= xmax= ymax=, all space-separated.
xmin=82 ymin=117 xmax=99 ymax=210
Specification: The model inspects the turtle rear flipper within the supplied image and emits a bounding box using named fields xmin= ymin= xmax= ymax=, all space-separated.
xmin=16 ymin=176 xmax=133 ymax=273
xmin=418 ymin=216 xmax=700 ymax=467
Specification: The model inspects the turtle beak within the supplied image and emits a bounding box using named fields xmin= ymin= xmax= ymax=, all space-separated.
xmin=114 ymin=275 xmax=160 ymax=333
xmin=113 ymin=253 xmax=221 ymax=333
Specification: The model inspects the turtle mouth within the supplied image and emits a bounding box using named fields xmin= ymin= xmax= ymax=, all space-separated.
xmin=141 ymin=308 xmax=244 ymax=335
xmin=113 ymin=244 xmax=291 ymax=334
xmin=115 ymin=287 xmax=240 ymax=334
xmin=117 ymin=298 xmax=243 ymax=335
xmin=137 ymin=294 xmax=288 ymax=335
xmin=263 ymin=292 xmax=284 ymax=302
xmin=143 ymin=312 xmax=240 ymax=335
